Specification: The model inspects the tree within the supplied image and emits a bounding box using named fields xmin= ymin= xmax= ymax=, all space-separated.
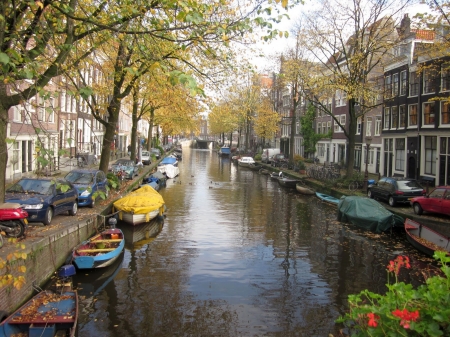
xmin=0 ymin=0 xmax=302 ymax=202
xmin=293 ymin=0 xmax=409 ymax=176
xmin=300 ymin=103 xmax=330 ymax=156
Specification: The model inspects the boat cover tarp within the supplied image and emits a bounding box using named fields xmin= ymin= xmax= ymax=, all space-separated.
xmin=160 ymin=157 xmax=177 ymax=165
xmin=337 ymin=196 xmax=404 ymax=233
xmin=219 ymin=147 xmax=231 ymax=155
xmin=157 ymin=164 xmax=179 ymax=178
xmin=113 ymin=185 xmax=165 ymax=222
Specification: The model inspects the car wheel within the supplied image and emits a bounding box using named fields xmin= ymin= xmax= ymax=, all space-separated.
xmin=69 ymin=202 xmax=78 ymax=216
xmin=388 ymin=196 xmax=396 ymax=207
xmin=367 ymin=189 xmax=373 ymax=198
xmin=43 ymin=208 xmax=53 ymax=226
xmin=413 ymin=203 xmax=423 ymax=215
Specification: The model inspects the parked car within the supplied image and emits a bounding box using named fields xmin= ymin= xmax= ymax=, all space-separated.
xmin=5 ymin=178 xmax=78 ymax=225
xmin=262 ymin=148 xmax=280 ymax=163
xmin=109 ymin=159 xmax=139 ymax=179
xmin=64 ymin=169 xmax=108 ymax=208
xmin=271 ymin=153 xmax=288 ymax=167
xmin=141 ymin=150 xmax=152 ymax=165
xmin=410 ymin=186 xmax=450 ymax=216
xmin=151 ymin=148 xmax=161 ymax=160
xmin=367 ymin=177 xmax=426 ymax=206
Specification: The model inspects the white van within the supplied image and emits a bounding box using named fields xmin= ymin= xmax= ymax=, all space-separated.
xmin=261 ymin=148 xmax=281 ymax=163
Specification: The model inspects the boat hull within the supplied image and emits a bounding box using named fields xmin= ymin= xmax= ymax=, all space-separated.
xmin=72 ymin=228 xmax=125 ymax=269
xmin=315 ymin=192 xmax=340 ymax=205
xmin=296 ymin=184 xmax=314 ymax=195
xmin=404 ymin=218 xmax=450 ymax=256
xmin=0 ymin=290 xmax=78 ymax=337
xmin=278 ymin=178 xmax=300 ymax=188
xmin=121 ymin=209 xmax=160 ymax=225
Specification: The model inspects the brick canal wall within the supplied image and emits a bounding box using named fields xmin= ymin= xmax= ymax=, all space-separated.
xmin=0 ymin=215 xmax=101 ymax=316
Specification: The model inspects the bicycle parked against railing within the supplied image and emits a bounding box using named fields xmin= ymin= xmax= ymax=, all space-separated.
xmin=348 ymin=172 xmax=364 ymax=191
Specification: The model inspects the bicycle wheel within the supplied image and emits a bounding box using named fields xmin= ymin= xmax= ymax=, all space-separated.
xmin=349 ymin=181 xmax=357 ymax=191
xmin=280 ymin=163 xmax=288 ymax=170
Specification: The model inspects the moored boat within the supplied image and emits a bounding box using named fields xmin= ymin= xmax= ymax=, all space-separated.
xmin=278 ymin=177 xmax=301 ymax=188
xmin=315 ymin=192 xmax=340 ymax=205
xmin=248 ymin=163 xmax=263 ymax=171
xmin=72 ymin=228 xmax=125 ymax=269
xmin=218 ymin=146 xmax=231 ymax=156
xmin=295 ymin=183 xmax=315 ymax=195
xmin=259 ymin=168 xmax=271 ymax=175
xmin=0 ymin=290 xmax=78 ymax=337
xmin=404 ymin=218 xmax=450 ymax=256
xmin=113 ymin=185 xmax=165 ymax=225
xmin=157 ymin=156 xmax=179 ymax=178
xmin=337 ymin=196 xmax=404 ymax=233
xmin=237 ymin=157 xmax=256 ymax=167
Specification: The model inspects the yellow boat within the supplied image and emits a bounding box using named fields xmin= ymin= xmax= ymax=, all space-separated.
xmin=113 ymin=185 xmax=165 ymax=225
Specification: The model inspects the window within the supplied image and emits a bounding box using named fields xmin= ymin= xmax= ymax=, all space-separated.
xmin=356 ymin=117 xmax=361 ymax=134
xmin=375 ymin=116 xmax=381 ymax=136
xmin=423 ymin=67 xmax=436 ymax=94
xmin=423 ymin=101 xmax=435 ymax=125
xmin=335 ymin=90 xmax=347 ymax=107
xmin=317 ymin=122 xmax=321 ymax=133
xmin=340 ymin=115 xmax=346 ymax=131
xmin=391 ymin=106 xmax=398 ymax=129
xmin=425 ymin=136 xmax=437 ymax=175
xmin=393 ymin=73 xmax=399 ymax=96
xmin=48 ymin=98 xmax=55 ymax=123
xmin=395 ymin=138 xmax=405 ymax=171
xmin=366 ymin=117 xmax=372 ymax=137
xmin=408 ymin=104 xmax=418 ymax=126
xmin=12 ymin=142 xmax=19 ymax=171
xmin=399 ymin=105 xmax=406 ymax=128
xmin=334 ymin=119 xmax=339 ymax=132
xmin=327 ymin=121 xmax=331 ymax=133
xmin=441 ymin=63 xmax=450 ymax=91
xmin=38 ymin=96 xmax=46 ymax=121
xmin=441 ymin=101 xmax=450 ymax=124
xmin=321 ymin=122 xmax=326 ymax=134
xmin=384 ymin=75 xmax=392 ymax=98
xmin=13 ymin=106 xmax=22 ymax=122
xmin=318 ymin=143 xmax=325 ymax=157
xmin=400 ymin=70 xmax=407 ymax=95
xmin=384 ymin=107 xmax=390 ymax=129
xmin=409 ymin=71 xmax=419 ymax=96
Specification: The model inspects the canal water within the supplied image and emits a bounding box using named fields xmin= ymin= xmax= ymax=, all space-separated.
xmin=75 ymin=147 xmax=428 ymax=337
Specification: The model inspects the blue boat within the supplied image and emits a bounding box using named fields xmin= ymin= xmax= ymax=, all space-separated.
xmin=315 ymin=192 xmax=340 ymax=205
xmin=218 ymin=146 xmax=231 ymax=156
xmin=72 ymin=228 xmax=125 ymax=269
xmin=0 ymin=290 xmax=78 ymax=336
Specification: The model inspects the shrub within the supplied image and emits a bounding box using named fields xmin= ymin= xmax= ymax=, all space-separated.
xmin=297 ymin=160 xmax=306 ymax=170
xmin=337 ymin=252 xmax=450 ymax=336
xmin=106 ymin=172 xmax=120 ymax=190
xmin=254 ymin=153 xmax=262 ymax=161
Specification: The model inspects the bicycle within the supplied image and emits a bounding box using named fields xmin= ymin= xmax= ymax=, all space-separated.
xmin=77 ymin=156 xmax=86 ymax=168
xmin=348 ymin=180 xmax=364 ymax=191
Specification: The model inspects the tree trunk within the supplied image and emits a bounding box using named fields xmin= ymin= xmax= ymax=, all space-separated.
xmin=99 ymin=104 xmax=120 ymax=173
xmin=147 ymin=109 xmax=155 ymax=151
xmin=0 ymin=103 xmax=8 ymax=203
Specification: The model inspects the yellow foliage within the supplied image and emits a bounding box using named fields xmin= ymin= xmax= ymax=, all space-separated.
xmin=13 ymin=276 xmax=26 ymax=290
xmin=19 ymin=265 xmax=26 ymax=273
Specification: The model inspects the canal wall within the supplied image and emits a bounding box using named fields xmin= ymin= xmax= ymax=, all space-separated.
xmin=0 ymin=216 xmax=101 ymax=316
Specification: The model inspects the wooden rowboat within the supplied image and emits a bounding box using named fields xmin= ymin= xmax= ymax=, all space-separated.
xmin=72 ymin=228 xmax=125 ymax=269
xmin=278 ymin=177 xmax=301 ymax=188
xmin=0 ymin=290 xmax=78 ymax=337
xmin=315 ymin=192 xmax=340 ymax=205
xmin=404 ymin=218 xmax=450 ymax=256
xmin=296 ymin=183 xmax=315 ymax=195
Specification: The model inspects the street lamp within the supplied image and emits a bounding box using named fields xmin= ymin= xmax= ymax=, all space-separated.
xmin=363 ymin=136 xmax=372 ymax=192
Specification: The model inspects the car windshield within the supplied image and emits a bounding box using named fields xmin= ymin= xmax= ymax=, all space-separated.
xmin=142 ymin=151 xmax=150 ymax=157
xmin=115 ymin=160 xmax=133 ymax=166
xmin=397 ymin=180 xmax=422 ymax=189
xmin=65 ymin=172 xmax=94 ymax=184
xmin=6 ymin=179 xmax=52 ymax=195
xmin=151 ymin=149 xmax=160 ymax=154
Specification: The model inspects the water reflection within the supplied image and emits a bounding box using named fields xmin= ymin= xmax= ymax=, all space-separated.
xmin=77 ymin=147 xmax=426 ymax=336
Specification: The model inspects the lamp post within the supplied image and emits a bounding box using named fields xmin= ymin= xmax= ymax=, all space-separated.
xmin=363 ymin=136 xmax=372 ymax=192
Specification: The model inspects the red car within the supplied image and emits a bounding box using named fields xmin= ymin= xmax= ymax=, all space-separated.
xmin=410 ymin=186 xmax=450 ymax=216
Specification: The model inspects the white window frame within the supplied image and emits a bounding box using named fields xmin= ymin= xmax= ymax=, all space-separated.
xmin=384 ymin=107 xmax=390 ymax=129
xmin=356 ymin=117 xmax=361 ymax=134
xmin=375 ymin=116 xmax=381 ymax=136
xmin=393 ymin=73 xmax=399 ymax=96
xmin=366 ymin=117 xmax=372 ymax=137
xmin=408 ymin=104 xmax=418 ymax=127
xmin=400 ymin=70 xmax=407 ymax=96
xmin=422 ymin=101 xmax=435 ymax=126
xmin=391 ymin=106 xmax=398 ymax=129
xmin=441 ymin=101 xmax=450 ymax=125
xmin=441 ymin=63 xmax=450 ymax=92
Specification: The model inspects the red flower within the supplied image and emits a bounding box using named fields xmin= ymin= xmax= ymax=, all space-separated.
xmin=387 ymin=256 xmax=411 ymax=275
xmin=367 ymin=312 xmax=380 ymax=327
xmin=392 ymin=309 xmax=419 ymax=329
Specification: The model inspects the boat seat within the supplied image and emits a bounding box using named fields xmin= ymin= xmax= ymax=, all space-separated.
xmin=92 ymin=239 xmax=122 ymax=243
xmin=77 ymin=248 xmax=116 ymax=253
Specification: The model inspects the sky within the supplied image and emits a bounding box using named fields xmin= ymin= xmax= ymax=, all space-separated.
xmin=248 ymin=0 xmax=435 ymax=74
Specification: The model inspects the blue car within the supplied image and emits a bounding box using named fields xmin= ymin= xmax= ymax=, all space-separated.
xmin=5 ymin=178 xmax=78 ymax=226
xmin=65 ymin=169 xmax=109 ymax=208
xmin=109 ymin=159 xmax=139 ymax=180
